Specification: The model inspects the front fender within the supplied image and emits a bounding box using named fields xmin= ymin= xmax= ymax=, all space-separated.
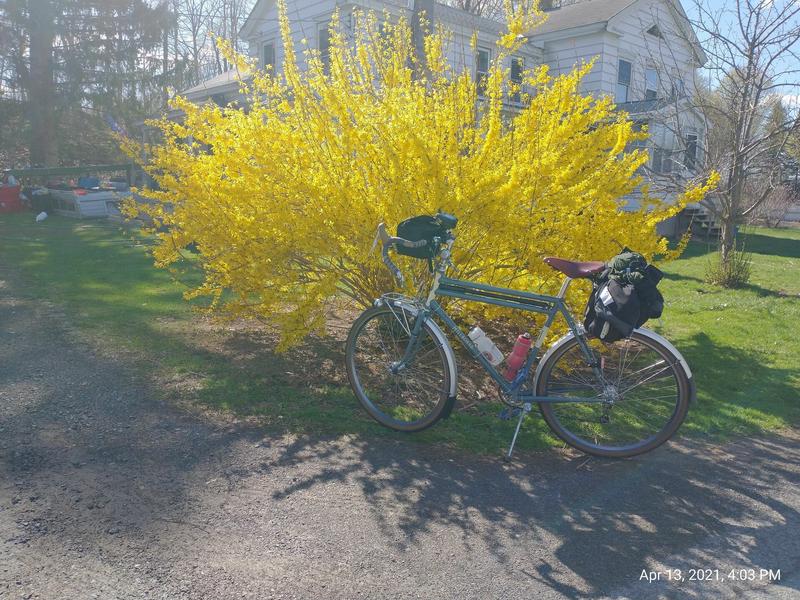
xmin=374 ymin=297 xmax=459 ymax=402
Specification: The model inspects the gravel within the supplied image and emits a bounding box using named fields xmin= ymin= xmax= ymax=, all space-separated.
xmin=1 ymin=270 xmax=798 ymax=599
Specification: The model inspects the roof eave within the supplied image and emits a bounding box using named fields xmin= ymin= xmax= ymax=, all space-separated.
xmin=526 ymin=21 xmax=608 ymax=43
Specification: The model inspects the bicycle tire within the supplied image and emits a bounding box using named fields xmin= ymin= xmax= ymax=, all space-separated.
xmin=535 ymin=330 xmax=691 ymax=458
xmin=345 ymin=306 xmax=455 ymax=432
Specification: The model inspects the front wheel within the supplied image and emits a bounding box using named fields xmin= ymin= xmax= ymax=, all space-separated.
xmin=345 ymin=306 xmax=455 ymax=432
xmin=535 ymin=331 xmax=691 ymax=458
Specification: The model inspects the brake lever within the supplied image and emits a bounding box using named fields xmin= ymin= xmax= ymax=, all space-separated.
xmin=370 ymin=223 xmax=390 ymax=254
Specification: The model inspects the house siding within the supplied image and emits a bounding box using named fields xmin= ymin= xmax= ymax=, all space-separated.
xmin=243 ymin=0 xmax=542 ymax=83
xmin=607 ymin=0 xmax=697 ymax=103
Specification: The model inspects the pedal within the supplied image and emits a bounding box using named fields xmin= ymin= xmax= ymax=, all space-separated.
xmin=498 ymin=407 xmax=522 ymax=421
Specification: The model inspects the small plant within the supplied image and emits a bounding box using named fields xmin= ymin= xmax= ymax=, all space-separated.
xmin=705 ymin=240 xmax=753 ymax=288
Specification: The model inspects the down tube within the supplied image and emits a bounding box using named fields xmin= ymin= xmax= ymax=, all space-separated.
xmin=428 ymin=300 xmax=512 ymax=390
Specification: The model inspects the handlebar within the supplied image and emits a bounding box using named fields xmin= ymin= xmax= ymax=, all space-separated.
xmin=376 ymin=223 xmax=428 ymax=286
xmin=375 ymin=219 xmax=455 ymax=287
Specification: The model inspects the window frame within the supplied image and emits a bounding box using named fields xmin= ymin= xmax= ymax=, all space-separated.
xmin=645 ymin=67 xmax=659 ymax=100
xmin=616 ymin=59 xmax=632 ymax=104
xmin=263 ymin=40 xmax=276 ymax=72
xmin=476 ymin=46 xmax=491 ymax=98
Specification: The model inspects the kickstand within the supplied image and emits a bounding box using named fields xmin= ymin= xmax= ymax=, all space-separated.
xmin=504 ymin=402 xmax=531 ymax=462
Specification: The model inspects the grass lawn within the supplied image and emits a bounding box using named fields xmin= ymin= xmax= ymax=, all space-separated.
xmin=1 ymin=212 xmax=798 ymax=454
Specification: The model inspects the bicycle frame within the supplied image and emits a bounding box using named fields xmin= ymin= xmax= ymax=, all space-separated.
xmin=389 ymin=274 xmax=607 ymax=404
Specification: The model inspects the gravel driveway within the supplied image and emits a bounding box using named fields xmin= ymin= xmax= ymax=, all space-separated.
xmin=1 ymin=272 xmax=798 ymax=600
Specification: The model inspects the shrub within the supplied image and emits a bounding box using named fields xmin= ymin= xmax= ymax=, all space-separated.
xmin=706 ymin=244 xmax=753 ymax=288
xmin=125 ymin=1 xmax=717 ymax=349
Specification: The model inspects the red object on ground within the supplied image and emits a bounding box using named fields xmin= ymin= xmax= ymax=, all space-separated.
xmin=503 ymin=332 xmax=533 ymax=381
xmin=0 ymin=185 xmax=22 ymax=213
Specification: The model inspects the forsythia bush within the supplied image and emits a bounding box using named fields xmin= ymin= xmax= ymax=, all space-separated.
xmin=125 ymin=0 xmax=716 ymax=349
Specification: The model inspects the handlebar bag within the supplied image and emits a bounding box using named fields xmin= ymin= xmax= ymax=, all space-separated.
xmin=396 ymin=215 xmax=446 ymax=260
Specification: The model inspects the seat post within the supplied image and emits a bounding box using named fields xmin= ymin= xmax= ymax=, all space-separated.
xmin=557 ymin=276 xmax=573 ymax=299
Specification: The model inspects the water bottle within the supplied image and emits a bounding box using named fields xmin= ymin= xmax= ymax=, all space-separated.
xmin=503 ymin=333 xmax=532 ymax=381
xmin=467 ymin=326 xmax=504 ymax=366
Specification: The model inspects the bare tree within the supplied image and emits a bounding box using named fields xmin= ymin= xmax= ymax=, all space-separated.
xmin=174 ymin=0 xmax=221 ymax=83
xmin=439 ymin=0 xmax=505 ymax=19
xmin=748 ymin=183 xmax=796 ymax=228
xmin=687 ymin=0 xmax=800 ymax=272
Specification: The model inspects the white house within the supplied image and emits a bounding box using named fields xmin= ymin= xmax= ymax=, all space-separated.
xmin=182 ymin=0 xmax=708 ymax=234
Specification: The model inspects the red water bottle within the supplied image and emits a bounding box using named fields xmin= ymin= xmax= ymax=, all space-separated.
xmin=503 ymin=333 xmax=532 ymax=381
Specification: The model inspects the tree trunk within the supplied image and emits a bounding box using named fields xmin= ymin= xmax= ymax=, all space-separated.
xmin=718 ymin=215 xmax=736 ymax=266
xmin=28 ymin=0 xmax=57 ymax=166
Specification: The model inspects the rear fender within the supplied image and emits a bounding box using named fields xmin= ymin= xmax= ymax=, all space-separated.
xmin=535 ymin=328 xmax=696 ymax=403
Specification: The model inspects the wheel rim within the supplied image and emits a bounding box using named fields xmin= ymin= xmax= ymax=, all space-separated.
xmin=349 ymin=309 xmax=449 ymax=428
xmin=540 ymin=335 xmax=684 ymax=453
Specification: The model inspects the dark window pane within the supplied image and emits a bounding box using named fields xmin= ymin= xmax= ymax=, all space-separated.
xmin=319 ymin=26 xmax=331 ymax=72
xmin=618 ymin=59 xmax=632 ymax=85
xmin=685 ymin=134 xmax=698 ymax=170
xmin=510 ymin=57 xmax=523 ymax=103
xmin=263 ymin=42 xmax=275 ymax=70
xmin=476 ymin=49 xmax=490 ymax=96
xmin=645 ymin=68 xmax=658 ymax=99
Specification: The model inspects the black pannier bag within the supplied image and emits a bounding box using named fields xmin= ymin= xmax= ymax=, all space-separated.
xmin=583 ymin=249 xmax=665 ymax=343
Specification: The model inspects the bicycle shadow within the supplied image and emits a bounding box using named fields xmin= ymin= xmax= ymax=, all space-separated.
xmin=259 ymin=331 xmax=800 ymax=598
xmin=264 ymin=427 xmax=799 ymax=598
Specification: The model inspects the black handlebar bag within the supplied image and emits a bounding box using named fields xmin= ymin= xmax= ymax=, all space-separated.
xmin=395 ymin=216 xmax=445 ymax=258
xmin=395 ymin=215 xmax=447 ymax=271
xmin=585 ymin=278 xmax=641 ymax=342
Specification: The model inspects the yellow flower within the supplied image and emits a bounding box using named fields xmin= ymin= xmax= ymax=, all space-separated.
xmin=125 ymin=1 xmax=716 ymax=349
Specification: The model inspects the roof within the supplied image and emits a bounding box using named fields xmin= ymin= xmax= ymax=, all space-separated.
xmin=182 ymin=69 xmax=251 ymax=100
xmin=530 ymin=0 xmax=638 ymax=35
xmin=614 ymin=98 xmax=665 ymax=114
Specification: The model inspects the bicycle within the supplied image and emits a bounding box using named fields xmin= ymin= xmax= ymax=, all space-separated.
xmin=345 ymin=212 xmax=695 ymax=458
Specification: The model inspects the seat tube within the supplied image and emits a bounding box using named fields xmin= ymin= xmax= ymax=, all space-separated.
xmin=532 ymin=277 xmax=572 ymax=351
xmin=557 ymin=276 xmax=572 ymax=299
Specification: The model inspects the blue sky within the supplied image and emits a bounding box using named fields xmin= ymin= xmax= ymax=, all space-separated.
xmin=681 ymin=0 xmax=800 ymax=106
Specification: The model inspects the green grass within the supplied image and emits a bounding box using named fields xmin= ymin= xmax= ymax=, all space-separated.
xmin=1 ymin=213 xmax=798 ymax=454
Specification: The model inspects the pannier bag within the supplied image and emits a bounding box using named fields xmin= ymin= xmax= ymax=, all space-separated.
xmin=584 ymin=248 xmax=665 ymax=343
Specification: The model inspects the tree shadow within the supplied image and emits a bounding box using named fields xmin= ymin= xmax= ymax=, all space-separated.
xmin=259 ymin=425 xmax=800 ymax=598
xmin=673 ymin=331 xmax=800 ymax=433
xmin=744 ymin=232 xmax=800 ymax=259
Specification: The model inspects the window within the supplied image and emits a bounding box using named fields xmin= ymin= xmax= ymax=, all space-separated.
xmin=616 ymin=59 xmax=632 ymax=103
xmin=510 ymin=56 xmax=523 ymax=103
xmin=476 ymin=47 xmax=490 ymax=97
xmin=652 ymin=147 xmax=672 ymax=174
xmin=318 ymin=24 xmax=331 ymax=73
xmin=646 ymin=24 xmax=663 ymax=39
xmin=645 ymin=68 xmax=659 ymax=100
xmin=650 ymin=124 xmax=674 ymax=174
xmin=263 ymin=41 xmax=275 ymax=71
xmin=684 ymin=134 xmax=698 ymax=170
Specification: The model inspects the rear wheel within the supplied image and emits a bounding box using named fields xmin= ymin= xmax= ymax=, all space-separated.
xmin=346 ymin=306 xmax=454 ymax=432
xmin=536 ymin=332 xmax=690 ymax=457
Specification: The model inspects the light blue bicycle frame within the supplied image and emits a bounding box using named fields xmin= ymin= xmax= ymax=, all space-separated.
xmin=393 ymin=274 xmax=608 ymax=405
